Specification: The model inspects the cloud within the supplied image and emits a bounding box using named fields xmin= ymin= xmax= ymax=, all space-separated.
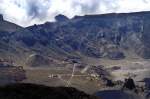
xmin=0 ymin=0 xmax=51 ymax=26
xmin=72 ymin=0 xmax=100 ymax=14
xmin=0 ymin=0 xmax=150 ymax=27
xmin=26 ymin=0 xmax=50 ymax=20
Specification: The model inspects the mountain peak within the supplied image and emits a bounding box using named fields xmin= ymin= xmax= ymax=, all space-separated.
xmin=55 ymin=14 xmax=69 ymax=22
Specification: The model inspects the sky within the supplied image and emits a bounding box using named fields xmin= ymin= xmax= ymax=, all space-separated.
xmin=0 ymin=0 xmax=150 ymax=27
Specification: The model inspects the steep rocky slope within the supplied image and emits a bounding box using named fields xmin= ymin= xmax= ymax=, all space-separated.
xmin=0 ymin=11 xmax=150 ymax=66
xmin=0 ymin=14 xmax=22 ymax=32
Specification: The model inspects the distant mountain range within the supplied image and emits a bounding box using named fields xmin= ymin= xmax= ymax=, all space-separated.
xmin=0 ymin=11 xmax=150 ymax=66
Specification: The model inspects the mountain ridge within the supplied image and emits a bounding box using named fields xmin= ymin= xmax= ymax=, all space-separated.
xmin=0 ymin=11 xmax=150 ymax=66
xmin=0 ymin=14 xmax=22 ymax=33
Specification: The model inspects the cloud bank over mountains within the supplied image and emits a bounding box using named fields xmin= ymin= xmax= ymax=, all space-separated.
xmin=0 ymin=0 xmax=150 ymax=27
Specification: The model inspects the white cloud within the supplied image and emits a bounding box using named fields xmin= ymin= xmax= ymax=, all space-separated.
xmin=0 ymin=0 xmax=150 ymax=27
xmin=116 ymin=0 xmax=150 ymax=13
xmin=0 ymin=0 xmax=27 ymax=25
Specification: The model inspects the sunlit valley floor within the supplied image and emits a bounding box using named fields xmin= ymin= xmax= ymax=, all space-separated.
xmin=21 ymin=56 xmax=150 ymax=94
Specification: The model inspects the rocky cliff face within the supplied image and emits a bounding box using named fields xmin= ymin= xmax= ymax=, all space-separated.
xmin=0 ymin=11 xmax=150 ymax=65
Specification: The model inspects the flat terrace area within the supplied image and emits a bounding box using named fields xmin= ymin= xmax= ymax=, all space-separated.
xmin=22 ymin=68 xmax=104 ymax=94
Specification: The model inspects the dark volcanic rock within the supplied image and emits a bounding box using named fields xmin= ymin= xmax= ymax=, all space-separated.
xmin=122 ymin=78 xmax=136 ymax=90
xmin=0 ymin=14 xmax=3 ymax=21
xmin=0 ymin=83 xmax=98 ymax=99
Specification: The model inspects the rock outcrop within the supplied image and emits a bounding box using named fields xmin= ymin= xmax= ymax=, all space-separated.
xmin=55 ymin=14 xmax=69 ymax=22
xmin=0 ymin=14 xmax=3 ymax=21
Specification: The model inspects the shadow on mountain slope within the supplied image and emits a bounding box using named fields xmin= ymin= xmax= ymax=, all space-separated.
xmin=0 ymin=83 xmax=98 ymax=99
